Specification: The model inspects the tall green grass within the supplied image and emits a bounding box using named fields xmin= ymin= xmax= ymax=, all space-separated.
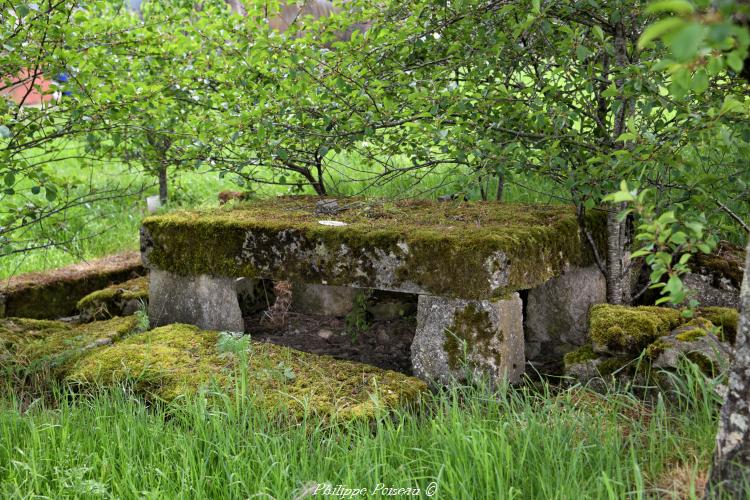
xmin=0 ymin=367 xmax=720 ymax=499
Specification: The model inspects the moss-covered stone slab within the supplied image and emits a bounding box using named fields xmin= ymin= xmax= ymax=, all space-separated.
xmin=0 ymin=252 xmax=144 ymax=320
xmin=67 ymin=324 xmax=427 ymax=419
xmin=141 ymin=197 xmax=605 ymax=299
xmin=0 ymin=316 xmax=140 ymax=378
xmin=77 ymin=276 xmax=149 ymax=322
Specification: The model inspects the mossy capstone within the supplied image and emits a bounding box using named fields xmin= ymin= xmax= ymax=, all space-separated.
xmin=140 ymin=196 xmax=606 ymax=299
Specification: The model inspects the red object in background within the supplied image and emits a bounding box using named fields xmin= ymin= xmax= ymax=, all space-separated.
xmin=1 ymin=69 xmax=57 ymax=106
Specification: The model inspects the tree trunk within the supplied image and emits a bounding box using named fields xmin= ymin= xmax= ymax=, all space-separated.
xmin=706 ymin=238 xmax=750 ymax=498
xmin=158 ymin=165 xmax=168 ymax=205
xmin=495 ymin=172 xmax=504 ymax=202
xmin=606 ymin=204 xmax=627 ymax=304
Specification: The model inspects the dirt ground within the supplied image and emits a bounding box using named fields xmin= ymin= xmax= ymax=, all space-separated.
xmin=245 ymin=311 xmax=417 ymax=374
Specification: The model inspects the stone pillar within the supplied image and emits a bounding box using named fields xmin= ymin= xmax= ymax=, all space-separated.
xmin=410 ymin=293 xmax=524 ymax=385
xmin=148 ymin=269 xmax=244 ymax=332
xmin=524 ymin=265 xmax=606 ymax=372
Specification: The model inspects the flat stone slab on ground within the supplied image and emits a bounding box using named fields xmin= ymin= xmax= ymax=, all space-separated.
xmin=141 ymin=196 xmax=605 ymax=299
xmin=77 ymin=276 xmax=149 ymax=322
xmin=0 ymin=252 xmax=144 ymax=320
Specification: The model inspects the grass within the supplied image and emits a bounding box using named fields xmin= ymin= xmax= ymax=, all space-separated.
xmin=0 ymin=365 xmax=721 ymax=499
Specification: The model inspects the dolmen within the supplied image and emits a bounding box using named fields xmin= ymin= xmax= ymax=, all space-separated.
xmin=140 ymin=197 xmax=606 ymax=385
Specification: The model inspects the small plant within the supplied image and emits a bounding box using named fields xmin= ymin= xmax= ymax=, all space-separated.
xmin=263 ymin=281 xmax=293 ymax=326
xmin=345 ymin=289 xmax=371 ymax=341
xmin=134 ymin=300 xmax=150 ymax=332
xmin=216 ymin=332 xmax=252 ymax=359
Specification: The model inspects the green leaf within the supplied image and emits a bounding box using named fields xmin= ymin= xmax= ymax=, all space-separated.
xmin=670 ymin=23 xmax=704 ymax=61
xmin=639 ymin=17 xmax=686 ymax=49
xmin=727 ymin=51 xmax=744 ymax=72
xmin=646 ymin=0 xmax=695 ymax=15
xmin=3 ymin=173 xmax=15 ymax=186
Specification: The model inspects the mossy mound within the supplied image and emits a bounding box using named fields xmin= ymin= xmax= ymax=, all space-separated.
xmin=589 ymin=305 xmax=683 ymax=354
xmin=142 ymin=196 xmax=606 ymax=299
xmin=697 ymin=307 xmax=740 ymax=343
xmin=0 ymin=316 xmax=140 ymax=378
xmin=77 ymin=276 xmax=149 ymax=322
xmin=67 ymin=324 xmax=427 ymax=419
xmin=0 ymin=252 xmax=144 ymax=319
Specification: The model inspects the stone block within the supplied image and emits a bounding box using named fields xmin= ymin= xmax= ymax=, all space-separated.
xmin=292 ymin=283 xmax=358 ymax=316
xmin=148 ymin=269 xmax=244 ymax=332
xmin=411 ymin=293 xmax=524 ymax=385
xmin=524 ymin=265 xmax=606 ymax=372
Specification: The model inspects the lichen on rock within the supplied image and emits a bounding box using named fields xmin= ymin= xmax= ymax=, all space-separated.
xmin=141 ymin=196 xmax=606 ymax=299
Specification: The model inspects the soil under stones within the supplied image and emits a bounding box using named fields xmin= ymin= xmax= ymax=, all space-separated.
xmin=245 ymin=311 xmax=417 ymax=374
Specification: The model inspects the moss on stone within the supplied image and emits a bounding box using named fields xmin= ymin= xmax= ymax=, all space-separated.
xmin=67 ymin=324 xmax=427 ymax=419
xmin=77 ymin=276 xmax=149 ymax=321
xmin=697 ymin=307 xmax=739 ymax=343
xmin=563 ymin=344 xmax=598 ymax=366
xmin=141 ymin=196 xmax=606 ymax=299
xmin=444 ymin=303 xmax=500 ymax=370
xmin=1 ymin=252 xmax=144 ymax=319
xmin=589 ymin=304 xmax=682 ymax=354
xmin=597 ymin=357 xmax=631 ymax=377
xmin=644 ymin=339 xmax=672 ymax=360
xmin=0 ymin=316 xmax=140 ymax=377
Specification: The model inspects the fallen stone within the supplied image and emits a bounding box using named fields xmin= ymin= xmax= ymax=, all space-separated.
xmin=525 ymin=265 xmax=606 ymax=372
xmin=0 ymin=315 xmax=140 ymax=378
xmin=0 ymin=252 xmax=144 ymax=320
xmin=647 ymin=319 xmax=732 ymax=376
xmin=410 ymin=293 xmax=524 ymax=385
xmin=148 ymin=269 xmax=244 ymax=332
xmin=77 ymin=276 xmax=149 ymax=322
xmin=588 ymin=304 xmax=683 ymax=356
xmin=292 ymin=283 xmax=358 ymax=317
xmin=67 ymin=324 xmax=427 ymax=419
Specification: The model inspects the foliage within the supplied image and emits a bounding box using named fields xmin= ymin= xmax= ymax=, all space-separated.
xmin=606 ymin=181 xmax=718 ymax=310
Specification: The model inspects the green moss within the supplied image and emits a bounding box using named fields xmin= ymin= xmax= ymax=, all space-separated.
xmin=589 ymin=304 xmax=682 ymax=354
xmin=1 ymin=252 xmax=143 ymax=319
xmin=0 ymin=316 xmax=140 ymax=378
xmin=444 ymin=304 xmax=500 ymax=371
xmin=142 ymin=197 xmax=606 ymax=299
xmin=68 ymin=324 xmax=427 ymax=419
xmin=697 ymin=307 xmax=739 ymax=343
xmin=691 ymin=241 xmax=745 ymax=288
xmin=563 ymin=344 xmax=598 ymax=366
xmin=77 ymin=276 xmax=149 ymax=321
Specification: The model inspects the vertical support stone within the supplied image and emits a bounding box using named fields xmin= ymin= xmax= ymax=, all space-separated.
xmin=410 ymin=293 xmax=524 ymax=385
xmin=148 ymin=269 xmax=244 ymax=331
xmin=524 ymin=265 xmax=606 ymax=372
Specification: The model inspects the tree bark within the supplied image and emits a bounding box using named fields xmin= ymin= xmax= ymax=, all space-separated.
xmin=158 ymin=165 xmax=168 ymax=205
xmin=706 ymin=238 xmax=750 ymax=498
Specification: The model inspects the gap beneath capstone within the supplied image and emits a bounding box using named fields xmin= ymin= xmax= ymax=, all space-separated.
xmin=238 ymin=280 xmax=418 ymax=375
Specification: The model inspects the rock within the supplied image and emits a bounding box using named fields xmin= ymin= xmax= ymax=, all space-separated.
xmin=588 ymin=304 xmax=683 ymax=356
xmin=647 ymin=319 xmax=733 ymax=376
xmin=0 ymin=251 xmax=144 ymax=320
xmin=77 ymin=276 xmax=149 ymax=322
xmin=563 ymin=344 xmax=637 ymax=390
xmin=682 ymin=273 xmax=740 ymax=309
xmin=148 ymin=269 xmax=245 ymax=332
xmin=317 ymin=328 xmax=334 ymax=340
xmin=524 ymin=265 xmax=606 ymax=372
xmin=315 ymin=199 xmax=341 ymax=215
xmin=410 ymin=293 xmax=524 ymax=385
xmin=292 ymin=283 xmax=358 ymax=317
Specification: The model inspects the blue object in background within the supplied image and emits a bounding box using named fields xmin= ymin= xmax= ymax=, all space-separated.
xmin=53 ymin=72 xmax=72 ymax=96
